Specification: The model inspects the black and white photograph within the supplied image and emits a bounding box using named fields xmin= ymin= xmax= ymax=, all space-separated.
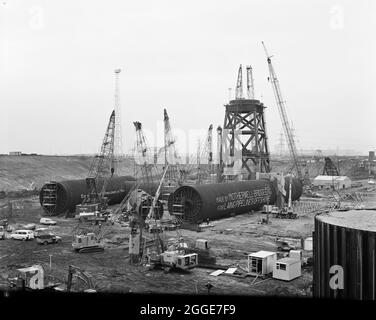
xmin=0 ymin=0 xmax=375 ymax=315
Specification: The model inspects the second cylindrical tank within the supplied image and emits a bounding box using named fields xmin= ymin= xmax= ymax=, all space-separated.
xmin=168 ymin=177 xmax=302 ymax=224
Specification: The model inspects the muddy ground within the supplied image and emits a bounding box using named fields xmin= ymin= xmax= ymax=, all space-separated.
xmin=1 ymin=178 xmax=376 ymax=296
xmin=0 ymin=196 xmax=314 ymax=296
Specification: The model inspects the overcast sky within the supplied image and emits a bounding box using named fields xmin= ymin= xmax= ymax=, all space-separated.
xmin=1 ymin=0 xmax=375 ymax=156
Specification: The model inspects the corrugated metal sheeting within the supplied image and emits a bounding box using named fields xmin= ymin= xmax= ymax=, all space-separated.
xmin=314 ymin=210 xmax=376 ymax=299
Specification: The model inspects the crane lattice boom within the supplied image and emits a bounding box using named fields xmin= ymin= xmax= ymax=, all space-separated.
xmin=85 ymin=110 xmax=116 ymax=201
xmin=235 ymin=64 xmax=243 ymax=99
xmin=246 ymin=65 xmax=255 ymax=99
xmin=133 ymin=121 xmax=154 ymax=187
xmin=197 ymin=124 xmax=214 ymax=183
xmin=262 ymin=42 xmax=303 ymax=181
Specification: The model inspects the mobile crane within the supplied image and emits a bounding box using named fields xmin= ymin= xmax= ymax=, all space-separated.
xmin=72 ymin=110 xmax=115 ymax=253
xmin=76 ymin=110 xmax=116 ymax=222
xmin=130 ymin=121 xmax=198 ymax=271
xmin=262 ymin=42 xmax=308 ymax=184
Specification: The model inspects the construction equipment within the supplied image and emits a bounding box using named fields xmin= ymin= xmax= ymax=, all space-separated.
xmin=128 ymin=121 xmax=159 ymax=263
xmin=76 ymin=110 xmax=116 ymax=220
xmin=72 ymin=232 xmax=104 ymax=253
xmin=276 ymin=177 xmax=298 ymax=219
xmin=262 ymin=42 xmax=308 ymax=183
xmin=246 ymin=65 xmax=255 ymax=99
xmin=145 ymin=230 xmax=198 ymax=271
xmin=67 ymin=265 xmax=96 ymax=292
xmin=134 ymin=121 xmax=154 ymax=186
xmin=235 ymin=64 xmax=244 ymax=99
xmin=197 ymin=124 xmax=215 ymax=184
xmin=110 ymin=181 xmax=141 ymax=224
xmin=157 ymin=251 xmax=198 ymax=271
xmin=161 ymin=108 xmax=186 ymax=185
xmin=129 ymin=121 xmax=197 ymax=271
xmin=285 ymin=177 xmax=297 ymax=218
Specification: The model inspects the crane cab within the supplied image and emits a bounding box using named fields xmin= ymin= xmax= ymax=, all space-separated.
xmin=72 ymin=233 xmax=104 ymax=253
xmin=160 ymin=251 xmax=198 ymax=270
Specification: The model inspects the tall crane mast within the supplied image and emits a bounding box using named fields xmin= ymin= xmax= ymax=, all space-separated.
xmin=197 ymin=124 xmax=214 ymax=184
xmin=84 ymin=110 xmax=116 ymax=204
xmin=163 ymin=108 xmax=183 ymax=183
xmin=235 ymin=64 xmax=244 ymax=99
xmin=133 ymin=121 xmax=154 ymax=187
xmin=262 ymin=42 xmax=303 ymax=181
xmin=246 ymin=65 xmax=255 ymax=99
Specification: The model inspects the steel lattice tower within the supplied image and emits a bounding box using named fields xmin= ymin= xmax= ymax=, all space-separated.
xmin=222 ymin=65 xmax=270 ymax=180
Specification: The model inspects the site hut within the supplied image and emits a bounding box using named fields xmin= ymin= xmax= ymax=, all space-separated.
xmin=272 ymin=258 xmax=301 ymax=281
xmin=248 ymin=251 xmax=277 ymax=275
xmin=303 ymin=237 xmax=313 ymax=251
xmin=312 ymin=175 xmax=352 ymax=190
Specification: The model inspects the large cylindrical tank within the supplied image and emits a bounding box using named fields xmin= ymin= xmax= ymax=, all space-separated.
xmin=168 ymin=178 xmax=302 ymax=224
xmin=313 ymin=210 xmax=376 ymax=299
xmin=39 ymin=176 xmax=137 ymax=216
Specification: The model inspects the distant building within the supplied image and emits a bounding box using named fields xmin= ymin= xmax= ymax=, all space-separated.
xmin=312 ymin=175 xmax=352 ymax=190
xmin=9 ymin=151 xmax=22 ymax=156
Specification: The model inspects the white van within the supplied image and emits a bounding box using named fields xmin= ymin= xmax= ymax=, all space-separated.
xmin=39 ymin=218 xmax=57 ymax=225
xmin=10 ymin=230 xmax=35 ymax=241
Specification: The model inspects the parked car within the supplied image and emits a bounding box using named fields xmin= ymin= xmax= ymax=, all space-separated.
xmin=10 ymin=230 xmax=35 ymax=241
xmin=0 ymin=226 xmax=5 ymax=240
xmin=36 ymin=233 xmax=62 ymax=245
xmin=276 ymin=240 xmax=296 ymax=252
xmin=34 ymin=228 xmax=48 ymax=238
xmin=40 ymin=218 xmax=57 ymax=225
xmin=20 ymin=223 xmax=36 ymax=230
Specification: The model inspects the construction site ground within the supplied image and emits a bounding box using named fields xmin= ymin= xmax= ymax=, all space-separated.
xmin=0 ymin=197 xmax=315 ymax=296
xmin=1 ymin=179 xmax=375 ymax=296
